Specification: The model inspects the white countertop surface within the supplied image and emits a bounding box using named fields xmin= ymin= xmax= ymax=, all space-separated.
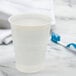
xmin=0 ymin=14 xmax=76 ymax=76
xmin=0 ymin=12 xmax=76 ymax=76
xmin=0 ymin=41 xmax=76 ymax=76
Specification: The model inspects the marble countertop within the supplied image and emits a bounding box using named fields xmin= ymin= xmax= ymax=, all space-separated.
xmin=0 ymin=0 xmax=76 ymax=75
xmin=0 ymin=41 xmax=76 ymax=76
xmin=0 ymin=13 xmax=76 ymax=76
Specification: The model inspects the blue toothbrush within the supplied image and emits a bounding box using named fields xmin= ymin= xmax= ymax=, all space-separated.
xmin=51 ymin=32 xmax=76 ymax=54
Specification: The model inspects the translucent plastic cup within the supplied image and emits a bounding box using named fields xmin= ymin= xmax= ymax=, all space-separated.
xmin=9 ymin=13 xmax=51 ymax=73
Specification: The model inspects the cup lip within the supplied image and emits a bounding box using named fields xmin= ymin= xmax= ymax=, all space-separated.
xmin=8 ymin=13 xmax=51 ymax=26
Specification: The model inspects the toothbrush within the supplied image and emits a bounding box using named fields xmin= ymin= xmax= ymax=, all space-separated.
xmin=51 ymin=32 xmax=76 ymax=54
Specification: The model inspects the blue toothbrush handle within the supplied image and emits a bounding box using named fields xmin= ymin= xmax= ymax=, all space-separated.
xmin=66 ymin=43 xmax=76 ymax=48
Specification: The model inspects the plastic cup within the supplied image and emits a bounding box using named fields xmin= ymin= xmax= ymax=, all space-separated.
xmin=9 ymin=13 xmax=51 ymax=73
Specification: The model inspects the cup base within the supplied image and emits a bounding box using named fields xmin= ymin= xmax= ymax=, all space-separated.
xmin=16 ymin=64 xmax=45 ymax=73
